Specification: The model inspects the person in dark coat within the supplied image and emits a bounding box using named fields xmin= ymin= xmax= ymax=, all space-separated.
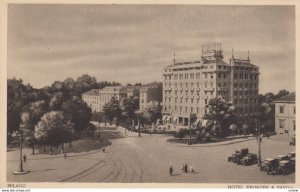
xmin=23 ymin=154 xmax=27 ymax=163
xmin=169 ymin=166 xmax=173 ymax=176
xmin=184 ymin=163 xmax=188 ymax=173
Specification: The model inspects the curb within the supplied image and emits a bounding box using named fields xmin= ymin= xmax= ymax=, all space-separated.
xmin=165 ymin=137 xmax=256 ymax=148
xmin=8 ymin=147 xmax=105 ymax=162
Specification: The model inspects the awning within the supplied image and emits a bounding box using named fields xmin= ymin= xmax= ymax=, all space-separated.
xmin=202 ymin=120 xmax=208 ymax=127
xmin=162 ymin=115 xmax=168 ymax=121
xmin=193 ymin=118 xmax=201 ymax=125
xmin=173 ymin=117 xmax=178 ymax=122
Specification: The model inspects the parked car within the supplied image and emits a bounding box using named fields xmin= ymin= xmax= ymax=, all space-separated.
xmin=287 ymin=151 xmax=295 ymax=159
xmin=277 ymin=160 xmax=292 ymax=175
xmin=275 ymin=155 xmax=289 ymax=161
xmin=290 ymin=157 xmax=295 ymax=172
xmin=289 ymin=136 xmax=295 ymax=146
xmin=260 ymin=158 xmax=279 ymax=175
xmin=238 ymin=153 xmax=258 ymax=166
xmin=228 ymin=148 xmax=249 ymax=163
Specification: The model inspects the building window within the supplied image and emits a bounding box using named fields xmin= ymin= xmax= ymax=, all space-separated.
xmin=280 ymin=106 xmax=284 ymax=113
xmin=205 ymin=99 xmax=208 ymax=105
xmin=294 ymin=106 xmax=296 ymax=114
xmin=279 ymin=119 xmax=285 ymax=128
xmin=210 ymin=74 xmax=213 ymax=79
xmin=294 ymin=120 xmax=296 ymax=130
xmin=223 ymin=74 xmax=226 ymax=78
xmin=218 ymin=73 xmax=221 ymax=78
xmin=234 ymin=73 xmax=238 ymax=79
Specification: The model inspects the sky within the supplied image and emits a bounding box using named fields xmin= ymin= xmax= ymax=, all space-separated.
xmin=7 ymin=4 xmax=295 ymax=94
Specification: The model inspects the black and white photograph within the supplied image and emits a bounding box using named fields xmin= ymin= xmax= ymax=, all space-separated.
xmin=2 ymin=2 xmax=297 ymax=187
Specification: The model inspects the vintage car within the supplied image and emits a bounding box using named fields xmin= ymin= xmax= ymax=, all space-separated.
xmin=290 ymin=157 xmax=295 ymax=172
xmin=287 ymin=151 xmax=296 ymax=159
xmin=275 ymin=155 xmax=289 ymax=161
xmin=277 ymin=160 xmax=292 ymax=175
xmin=238 ymin=153 xmax=258 ymax=166
xmin=260 ymin=158 xmax=279 ymax=175
xmin=228 ymin=148 xmax=249 ymax=163
xmin=289 ymin=136 xmax=295 ymax=146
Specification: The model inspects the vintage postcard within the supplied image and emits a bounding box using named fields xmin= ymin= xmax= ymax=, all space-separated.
xmin=0 ymin=0 xmax=299 ymax=189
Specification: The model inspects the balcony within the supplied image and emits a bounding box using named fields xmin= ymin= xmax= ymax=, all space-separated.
xmin=204 ymin=88 xmax=214 ymax=92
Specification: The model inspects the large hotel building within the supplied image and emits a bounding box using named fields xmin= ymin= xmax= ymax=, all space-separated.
xmin=162 ymin=43 xmax=260 ymax=130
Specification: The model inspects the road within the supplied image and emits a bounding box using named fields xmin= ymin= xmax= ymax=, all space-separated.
xmin=7 ymin=127 xmax=295 ymax=183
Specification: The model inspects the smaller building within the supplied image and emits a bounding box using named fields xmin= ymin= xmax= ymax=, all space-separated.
xmin=139 ymin=82 xmax=162 ymax=111
xmin=274 ymin=92 xmax=295 ymax=136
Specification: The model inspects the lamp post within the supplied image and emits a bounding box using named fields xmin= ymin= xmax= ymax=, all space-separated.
xmin=188 ymin=114 xmax=192 ymax=145
xmin=256 ymin=118 xmax=262 ymax=167
xmin=13 ymin=125 xmax=30 ymax=175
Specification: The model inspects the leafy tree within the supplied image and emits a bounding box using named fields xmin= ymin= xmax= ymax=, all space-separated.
xmin=121 ymin=96 xmax=139 ymax=126
xmin=7 ymin=78 xmax=38 ymax=134
xmin=103 ymin=96 xmax=122 ymax=125
xmin=204 ymin=97 xmax=236 ymax=137
xmin=21 ymin=100 xmax=48 ymax=154
xmin=143 ymin=101 xmax=162 ymax=126
xmin=62 ymin=98 xmax=92 ymax=133
xmin=49 ymin=92 xmax=64 ymax=110
xmin=274 ymin=89 xmax=290 ymax=100
xmin=34 ymin=111 xmax=74 ymax=154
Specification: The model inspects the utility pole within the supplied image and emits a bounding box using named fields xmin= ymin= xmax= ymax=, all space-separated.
xmin=188 ymin=114 xmax=191 ymax=145
xmin=13 ymin=125 xmax=30 ymax=175
xmin=256 ymin=118 xmax=262 ymax=167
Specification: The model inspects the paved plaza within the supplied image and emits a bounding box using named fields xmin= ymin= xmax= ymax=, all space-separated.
xmin=7 ymin=127 xmax=295 ymax=183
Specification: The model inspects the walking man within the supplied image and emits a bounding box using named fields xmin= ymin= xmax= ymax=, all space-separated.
xmin=23 ymin=154 xmax=27 ymax=163
xmin=169 ymin=166 xmax=173 ymax=176
xmin=64 ymin=153 xmax=67 ymax=159
xmin=184 ymin=163 xmax=188 ymax=173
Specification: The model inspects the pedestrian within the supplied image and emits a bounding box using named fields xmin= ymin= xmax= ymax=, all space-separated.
xmin=184 ymin=163 xmax=188 ymax=173
xmin=149 ymin=131 xmax=152 ymax=136
xmin=64 ymin=153 xmax=67 ymax=159
xmin=189 ymin=165 xmax=194 ymax=173
xmin=181 ymin=164 xmax=185 ymax=172
xmin=103 ymin=147 xmax=106 ymax=153
xmin=169 ymin=166 xmax=173 ymax=176
xmin=23 ymin=154 xmax=27 ymax=163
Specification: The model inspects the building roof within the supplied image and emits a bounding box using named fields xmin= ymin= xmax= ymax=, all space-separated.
xmin=274 ymin=92 xmax=295 ymax=103
xmin=99 ymin=86 xmax=127 ymax=93
xmin=140 ymin=82 xmax=162 ymax=92
xmin=82 ymin=89 xmax=99 ymax=96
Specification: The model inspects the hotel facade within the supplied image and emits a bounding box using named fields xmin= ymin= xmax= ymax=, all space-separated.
xmin=162 ymin=43 xmax=260 ymax=130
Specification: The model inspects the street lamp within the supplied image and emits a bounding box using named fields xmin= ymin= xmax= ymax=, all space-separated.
xmin=188 ymin=114 xmax=192 ymax=145
xmin=12 ymin=125 xmax=30 ymax=175
xmin=255 ymin=119 xmax=262 ymax=167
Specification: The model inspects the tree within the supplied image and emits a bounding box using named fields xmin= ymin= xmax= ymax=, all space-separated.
xmin=229 ymin=123 xmax=237 ymax=138
xmin=204 ymin=97 xmax=236 ymax=137
xmin=21 ymin=100 xmax=48 ymax=154
xmin=143 ymin=101 xmax=162 ymax=127
xmin=7 ymin=78 xmax=38 ymax=135
xmin=103 ymin=96 xmax=122 ymax=125
xmin=62 ymin=98 xmax=92 ymax=134
xmin=274 ymin=89 xmax=290 ymax=100
xmin=34 ymin=111 xmax=74 ymax=154
xmin=121 ymin=96 xmax=139 ymax=126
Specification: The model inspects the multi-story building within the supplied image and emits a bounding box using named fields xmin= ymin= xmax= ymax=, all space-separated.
xmin=139 ymin=82 xmax=162 ymax=111
xmin=82 ymin=86 xmax=139 ymax=112
xmin=127 ymin=86 xmax=141 ymax=98
xmin=162 ymin=43 xmax=260 ymax=130
xmin=81 ymin=89 xmax=101 ymax=112
xmin=274 ymin=92 xmax=295 ymax=136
